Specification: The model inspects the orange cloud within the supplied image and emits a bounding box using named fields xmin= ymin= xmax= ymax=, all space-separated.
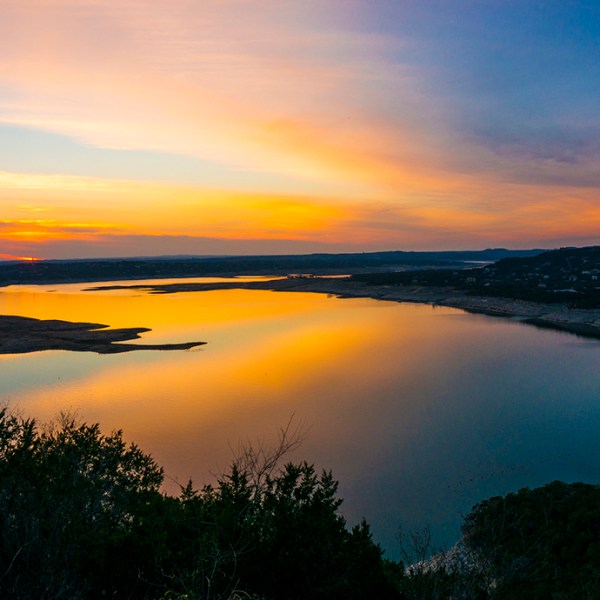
xmin=0 ymin=172 xmax=351 ymax=248
xmin=0 ymin=0 xmax=443 ymax=197
xmin=1 ymin=0 xmax=599 ymax=260
xmin=1 ymin=166 xmax=599 ymax=257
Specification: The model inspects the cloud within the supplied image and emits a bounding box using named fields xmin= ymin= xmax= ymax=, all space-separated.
xmin=0 ymin=0 xmax=453 ymax=196
xmin=0 ymin=233 xmax=349 ymax=261
xmin=1 ymin=1 xmax=599 ymax=256
xmin=1 ymin=167 xmax=599 ymax=258
xmin=0 ymin=218 xmax=128 ymax=244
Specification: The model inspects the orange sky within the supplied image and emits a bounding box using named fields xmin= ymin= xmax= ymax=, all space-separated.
xmin=1 ymin=0 xmax=599 ymax=258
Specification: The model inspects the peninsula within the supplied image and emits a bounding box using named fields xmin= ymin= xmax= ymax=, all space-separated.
xmin=0 ymin=315 xmax=206 ymax=355
xmin=85 ymin=246 xmax=600 ymax=341
xmin=86 ymin=276 xmax=600 ymax=340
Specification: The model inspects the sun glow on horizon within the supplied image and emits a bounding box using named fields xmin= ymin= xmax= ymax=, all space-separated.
xmin=0 ymin=253 xmax=42 ymax=262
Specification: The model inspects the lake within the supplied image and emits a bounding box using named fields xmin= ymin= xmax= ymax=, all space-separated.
xmin=1 ymin=277 xmax=600 ymax=557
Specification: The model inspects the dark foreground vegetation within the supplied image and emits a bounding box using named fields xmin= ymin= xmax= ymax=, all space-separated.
xmin=0 ymin=410 xmax=397 ymax=600
xmin=1 ymin=409 xmax=599 ymax=599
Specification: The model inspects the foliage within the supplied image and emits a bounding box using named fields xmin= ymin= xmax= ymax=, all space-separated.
xmin=461 ymin=481 xmax=600 ymax=599
xmin=9 ymin=405 xmax=600 ymax=600
xmin=0 ymin=409 xmax=400 ymax=599
xmin=0 ymin=409 xmax=165 ymax=599
xmin=352 ymin=246 xmax=600 ymax=308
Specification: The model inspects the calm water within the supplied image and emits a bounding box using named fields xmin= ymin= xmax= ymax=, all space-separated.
xmin=1 ymin=278 xmax=600 ymax=557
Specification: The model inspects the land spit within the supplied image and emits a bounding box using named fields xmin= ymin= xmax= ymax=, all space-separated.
xmin=87 ymin=277 xmax=600 ymax=341
xmin=0 ymin=315 xmax=206 ymax=354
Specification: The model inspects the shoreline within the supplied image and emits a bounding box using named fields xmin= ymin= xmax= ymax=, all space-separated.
xmin=86 ymin=277 xmax=600 ymax=341
xmin=286 ymin=279 xmax=600 ymax=341
xmin=3 ymin=275 xmax=600 ymax=349
xmin=268 ymin=278 xmax=600 ymax=341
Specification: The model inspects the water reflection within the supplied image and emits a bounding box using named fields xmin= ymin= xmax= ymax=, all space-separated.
xmin=1 ymin=280 xmax=600 ymax=557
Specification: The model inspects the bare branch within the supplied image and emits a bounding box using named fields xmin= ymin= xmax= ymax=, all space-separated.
xmin=230 ymin=414 xmax=309 ymax=492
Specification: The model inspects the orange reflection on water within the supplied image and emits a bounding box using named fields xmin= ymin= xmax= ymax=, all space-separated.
xmin=2 ymin=281 xmax=478 ymax=504
xmin=10 ymin=291 xmax=392 ymax=419
xmin=0 ymin=280 xmax=310 ymax=340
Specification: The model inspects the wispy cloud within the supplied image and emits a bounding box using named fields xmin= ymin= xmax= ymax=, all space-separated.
xmin=0 ymin=0 xmax=453 ymax=194
xmin=0 ymin=218 xmax=128 ymax=243
xmin=1 ymin=169 xmax=599 ymax=258
xmin=0 ymin=1 xmax=599 ymax=255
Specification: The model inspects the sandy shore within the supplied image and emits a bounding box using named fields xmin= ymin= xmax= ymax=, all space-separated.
xmin=0 ymin=315 xmax=206 ymax=354
xmin=88 ymin=277 xmax=600 ymax=341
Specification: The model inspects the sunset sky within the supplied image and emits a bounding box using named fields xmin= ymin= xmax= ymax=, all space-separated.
xmin=1 ymin=0 xmax=599 ymax=259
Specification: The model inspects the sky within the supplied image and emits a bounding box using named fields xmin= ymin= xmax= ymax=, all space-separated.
xmin=1 ymin=0 xmax=599 ymax=259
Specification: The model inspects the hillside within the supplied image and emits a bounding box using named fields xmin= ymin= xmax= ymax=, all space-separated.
xmin=353 ymin=246 xmax=600 ymax=308
xmin=0 ymin=249 xmax=541 ymax=286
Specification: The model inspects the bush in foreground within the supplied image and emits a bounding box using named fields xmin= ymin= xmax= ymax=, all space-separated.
xmin=0 ymin=409 xmax=399 ymax=599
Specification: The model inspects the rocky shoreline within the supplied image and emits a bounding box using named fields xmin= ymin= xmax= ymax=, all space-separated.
xmin=0 ymin=315 xmax=206 ymax=354
xmin=87 ymin=277 xmax=600 ymax=341
xmin=281 ymin=279 xmax=600 ymax=340
xmin=269 ymin=278 xmax=600 ymax=340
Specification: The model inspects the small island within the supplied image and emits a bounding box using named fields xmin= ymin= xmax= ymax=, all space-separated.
xmin=0 ymin=315 xmax=206 ymax=354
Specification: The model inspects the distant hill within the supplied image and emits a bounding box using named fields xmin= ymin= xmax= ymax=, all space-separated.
xmin=353 ymin=246 xmax=600 ymax=308
xmin=0 ymin=249 xmax=543 ymax=286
